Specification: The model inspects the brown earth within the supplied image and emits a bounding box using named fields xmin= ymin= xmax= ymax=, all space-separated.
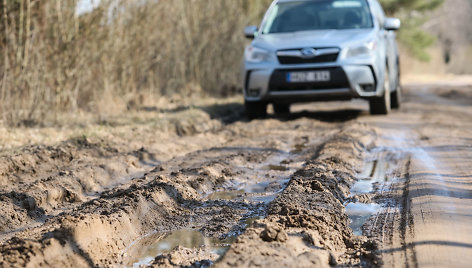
xmin=0 ymin=84 xmax=471 ymax=268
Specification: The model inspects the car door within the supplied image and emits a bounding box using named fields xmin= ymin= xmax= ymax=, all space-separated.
xmin=378 ymin=2 xmax=400 ymax=88
xmin=370 ymin=0 xmax=393 ymax=92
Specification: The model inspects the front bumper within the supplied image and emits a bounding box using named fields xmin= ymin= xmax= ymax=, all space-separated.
xmin=244 ymin=63 xmax=378 ymax=103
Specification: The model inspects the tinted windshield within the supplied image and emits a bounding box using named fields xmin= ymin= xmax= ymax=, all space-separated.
xmin=262 ymin=0 xmax=374 ymax=34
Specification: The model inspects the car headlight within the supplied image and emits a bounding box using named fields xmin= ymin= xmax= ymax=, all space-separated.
xmin=245 ymin=46 xmax=272 ymax=63
xmin=345 ymin=41 xmax=377 ymax=58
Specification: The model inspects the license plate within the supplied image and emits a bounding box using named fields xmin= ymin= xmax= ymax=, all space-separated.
xmin=287 ymin=71 xmax=331 ymax=83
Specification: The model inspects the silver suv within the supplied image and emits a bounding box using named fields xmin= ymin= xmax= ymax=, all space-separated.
xmin=242 ymin=0 xmax=401 ymax=118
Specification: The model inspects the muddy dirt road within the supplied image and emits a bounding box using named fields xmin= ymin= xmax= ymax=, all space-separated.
xmin=0 ymin=84 xmax=471 ymax=267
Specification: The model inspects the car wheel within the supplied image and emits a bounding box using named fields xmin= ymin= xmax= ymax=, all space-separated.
xmin=245 ymin=100 xmax=267 ymax=120
xmin=273 ymin=103 xmax=290 ymax=115
xmin=369 ymin=65 xmax=391 ymax=115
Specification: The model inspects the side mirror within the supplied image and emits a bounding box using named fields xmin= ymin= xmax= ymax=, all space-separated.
xmin=244 ymin=25 xmax=258 ymax=39
xmin=384 ymin=18 xmax=401 ymax=31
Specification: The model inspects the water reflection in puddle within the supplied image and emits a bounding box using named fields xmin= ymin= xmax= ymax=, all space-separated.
xmin=265 ymin=164 xmax=289 ymax=171
xmin=346 ymin=151 xmax=394 ymax=236
xmin=206 ymin=178 xmax=290 ymax=204
xmin=345 ymin=203 xmax=381 ymax=236
xmin=207 ymin=190 xmax=244 ymax=200
xmin=205 ymin=154 xmax=294 ymax=202
xmin=126 ymin=229 xmax=234 ymax=268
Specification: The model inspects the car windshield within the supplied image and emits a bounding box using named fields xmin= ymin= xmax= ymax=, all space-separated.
xmin=261 ymin=0 xmax=374 ymax=34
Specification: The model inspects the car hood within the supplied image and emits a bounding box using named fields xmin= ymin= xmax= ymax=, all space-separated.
xmin=253 ymin=29 xmax=375 ymax=50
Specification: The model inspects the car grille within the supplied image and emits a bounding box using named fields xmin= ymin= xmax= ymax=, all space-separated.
xmin=268 ymin=67 xmax=350 ymax=92
xmin=277 ymin=47 xmax=340 ymax=64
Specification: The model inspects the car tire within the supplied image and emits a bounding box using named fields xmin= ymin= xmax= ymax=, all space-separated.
xmin=390 ymin=73 xmax=401 ymax=109
xmin=245 ymin=100 xmax=267 ymax=120
xmin=369 ymin=65 xmax=391 ymax=115
xmin=273 ymin=103 xmax=290 ymax=115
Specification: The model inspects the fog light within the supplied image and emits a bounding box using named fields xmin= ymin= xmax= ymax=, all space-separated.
xmin=361 ymin=84 xmax=375 ymax=92
xmin=248 ymin=88 xmax=261 ymax=97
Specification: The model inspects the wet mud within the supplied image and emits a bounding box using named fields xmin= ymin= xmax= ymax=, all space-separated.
xmin=1 ymin=85 xmax=471 ymax=267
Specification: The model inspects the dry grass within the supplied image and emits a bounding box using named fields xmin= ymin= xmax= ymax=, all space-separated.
xmin=0 ymin=94 xmax=243 ymax=153
xmin=0 ymin=0 xmax=271 ymax=126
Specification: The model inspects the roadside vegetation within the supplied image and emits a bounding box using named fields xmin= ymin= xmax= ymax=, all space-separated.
xmin=0 ymin=0 xmax=447 ymax=127
xmin=0 ymin=0 xmax=269 ymax=126
xmin=379 ymin=0 xmax=444 ymax=61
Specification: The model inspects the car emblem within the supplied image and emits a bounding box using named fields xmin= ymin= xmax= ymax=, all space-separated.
xmin=300 ymin=48 xmax=317 ymax=58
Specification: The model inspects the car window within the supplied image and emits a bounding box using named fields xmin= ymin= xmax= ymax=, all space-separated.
xmin=261 ymin=0 xmax=374 ymax=34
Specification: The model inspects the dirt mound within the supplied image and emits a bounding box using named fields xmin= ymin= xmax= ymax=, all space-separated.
xmin=0 ymin=109 xmax=228 ymax=241
xmin=0 ymin=138 xmax=151 ymax=236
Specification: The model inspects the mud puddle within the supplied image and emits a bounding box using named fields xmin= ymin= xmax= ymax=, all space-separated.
xmin=206 ymin=178 xmax=291 ymax=204
xmin=123 ymin=229 xmax=234 ymax=268
xmin=206 ymin=152 xmax=302 ymax=204
xmin=346 ymin=203 xmax=382 ymax=236
xmin=346 ymin=150 xmax=397 ymax=236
